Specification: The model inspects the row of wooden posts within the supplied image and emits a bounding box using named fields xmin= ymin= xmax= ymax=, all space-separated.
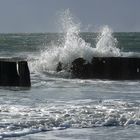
xmin=1 ymin=56 xmax=140 ymax=87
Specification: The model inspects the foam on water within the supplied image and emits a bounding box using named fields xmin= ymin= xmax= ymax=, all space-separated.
xmin=30 ymin=9 xmax=121 ymax=73
xmin=0 ymin=99 xmax=140 ymax=138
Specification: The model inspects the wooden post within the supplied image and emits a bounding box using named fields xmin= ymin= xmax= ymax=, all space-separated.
xmin=0 ymin=58 xmax=31 ymax=87
xmin=71 ymin=57 xmax=140 ymax=80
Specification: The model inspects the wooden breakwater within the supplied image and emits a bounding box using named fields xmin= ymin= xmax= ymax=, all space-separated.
xmin=70 ymin=57 xmax=140 ymax=80
xmin=0 ymin=58 xmax=31 ymax=87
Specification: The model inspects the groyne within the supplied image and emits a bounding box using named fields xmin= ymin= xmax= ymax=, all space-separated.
xmin=0 ymin=58 xmax=31 ymax=87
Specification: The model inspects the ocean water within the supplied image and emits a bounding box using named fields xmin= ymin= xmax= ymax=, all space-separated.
xmin=0 ymin=11 xmax=140 ymax=139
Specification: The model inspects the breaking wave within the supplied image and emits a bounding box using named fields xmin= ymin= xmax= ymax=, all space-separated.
xmin=30 ymin=9 xmax=121 ymax=73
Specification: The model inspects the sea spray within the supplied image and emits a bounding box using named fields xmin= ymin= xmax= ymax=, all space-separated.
xmin=30 ymin=10 xmax=121 ymax=73
xmin=95 ymin=25 xmax=121 ymax=57
xmin=31 ymin=9 xmax=94 ymax=72
xmin=59 ymin=9 xmax=94 ymax=65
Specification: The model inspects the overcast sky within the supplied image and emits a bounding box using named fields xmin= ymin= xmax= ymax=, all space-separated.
xmin=0 ymin=0 xmax=139 ymax=33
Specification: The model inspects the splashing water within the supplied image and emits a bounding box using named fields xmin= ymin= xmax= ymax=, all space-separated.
xmin=59 ymin=9 xmax=94 ymax=65
xmin=96 ymin=25 xmax=121 ymax=57
xmin=31 ymin=9 xmax=94 ymax=72
xmin=30 ymin=10 xmax=121 ymax=73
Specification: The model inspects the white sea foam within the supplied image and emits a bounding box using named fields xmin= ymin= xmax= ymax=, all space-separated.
xmin=0 ymin=99 xmax=140 ymax=138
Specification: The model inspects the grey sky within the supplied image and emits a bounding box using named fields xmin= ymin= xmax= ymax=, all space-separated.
xmin=0 ymin=0 xmax=139 ymax=33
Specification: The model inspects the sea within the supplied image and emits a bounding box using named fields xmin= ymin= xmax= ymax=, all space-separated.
xmin=0 ymin=11 xmax=140 ymax=140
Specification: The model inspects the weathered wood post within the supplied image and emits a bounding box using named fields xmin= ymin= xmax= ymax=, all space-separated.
xmin=18 ymin=61 xmax=31 ymax=87
xmin=70 ymin=57 xmax=140 ymax=80
xmin=0 ymin=58 xmax=31 ymax=87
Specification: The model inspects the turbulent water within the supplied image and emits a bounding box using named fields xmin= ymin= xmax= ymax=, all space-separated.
xmin=0 ymin=11 xmax=140 ymax=140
